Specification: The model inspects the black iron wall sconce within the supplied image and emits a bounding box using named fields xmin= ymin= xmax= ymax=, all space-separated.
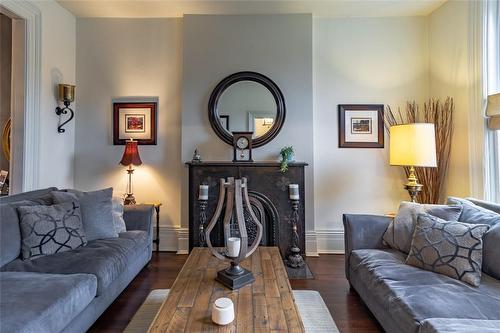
xmin=55 ymin=84 xmax=75 ymax=133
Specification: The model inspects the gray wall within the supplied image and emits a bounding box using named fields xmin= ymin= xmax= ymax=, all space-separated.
xmin=75 ymin=18 xmax=183 ymax=239
xmin=181 ymin=14 xmax=314 ymax=250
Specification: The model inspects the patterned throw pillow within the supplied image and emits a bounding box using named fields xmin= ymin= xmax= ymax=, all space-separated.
xmin=383 ymin=201 xmax=462 ymax=254
xmin=17 ymin=201 xmax=87 ymax=260
xmin=406 ymin=213 xmax=490 ymax=286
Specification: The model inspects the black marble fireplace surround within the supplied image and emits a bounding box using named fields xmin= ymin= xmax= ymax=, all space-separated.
xmin=187 ymin=161 xmax=307 ymax=258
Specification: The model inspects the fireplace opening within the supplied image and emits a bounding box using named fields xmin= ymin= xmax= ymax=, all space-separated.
xmin=208 ymin=191 xmax=279 ymax=249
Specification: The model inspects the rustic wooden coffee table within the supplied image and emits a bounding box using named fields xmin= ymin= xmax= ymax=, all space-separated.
xmin=148 ymin=247 xmax=305 ymax=332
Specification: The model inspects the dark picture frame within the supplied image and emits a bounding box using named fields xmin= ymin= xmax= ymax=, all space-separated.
xmin=338 ymin=104 xmax=384 ymax=148
xmin=113 ymin=102 xmax=157 ymax=145
xmin=219 ymin=115 xmax=230 ymax=131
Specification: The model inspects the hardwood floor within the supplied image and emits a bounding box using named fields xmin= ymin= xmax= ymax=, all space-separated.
xmin=89 ymin=252 xmax=382 ymax=333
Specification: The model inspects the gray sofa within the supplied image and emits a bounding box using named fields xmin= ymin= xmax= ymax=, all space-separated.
xmin=343 ymin=199 xmax=500 ymax=333
xmin=0 ymin=187 xmax=154 ymax=333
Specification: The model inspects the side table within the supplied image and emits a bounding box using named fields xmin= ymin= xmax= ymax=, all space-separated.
xmin=139 ymin=202 xmax=162 ymax=252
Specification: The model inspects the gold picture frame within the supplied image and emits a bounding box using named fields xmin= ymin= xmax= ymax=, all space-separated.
xmin=2 ymin=118 xmax=10 ymax=162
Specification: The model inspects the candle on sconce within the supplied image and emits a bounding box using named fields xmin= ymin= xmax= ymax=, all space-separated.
xmin=227 ymin=237 xmax=241 ymax=258
xmin=289 ymin=184 xmax=300 ymax=200
xmin=199 ymin=185 xmax=209 ymax=200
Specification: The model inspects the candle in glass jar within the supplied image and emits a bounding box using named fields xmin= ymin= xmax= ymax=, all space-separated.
xmin=227 ymin=237 xmax=241 ymax=257
xmin=289 ymin=184 xmax=300 ymax=200
xmin=199 ymin=185 xmax=209 ymax=200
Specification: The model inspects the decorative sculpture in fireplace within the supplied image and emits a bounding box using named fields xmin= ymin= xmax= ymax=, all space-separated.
xmin=205 ymin=177 xmax=263 ymax=290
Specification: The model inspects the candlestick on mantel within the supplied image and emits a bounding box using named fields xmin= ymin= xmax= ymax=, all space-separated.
xmin=227 ymin=237 xmax=241 ymax=258
xmin=289 ymin=184 xmax=300 ymax=200
xmin=199 ymin=184 xmax=209 ymax=200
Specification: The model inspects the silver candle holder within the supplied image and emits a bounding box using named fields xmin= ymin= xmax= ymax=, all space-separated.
xmin=287 ymin=184 xmax=305 ymax=268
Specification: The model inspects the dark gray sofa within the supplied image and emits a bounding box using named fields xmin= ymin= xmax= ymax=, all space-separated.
xmin=343 ymin=200 xmax=500 ymax=333
xmin=0 ymin=187 xmax=154 ymax=333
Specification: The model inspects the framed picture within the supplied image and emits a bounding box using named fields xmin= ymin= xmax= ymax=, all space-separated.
xmin=219 ymin=115 xmax=230 ymax=131
xmin=0 ymin=170 xmax=8 ymax=194
xmin=338 ymin=104 xmax=384 ymax=148
xmin=113 ymin=102 xmax=157 ymax=145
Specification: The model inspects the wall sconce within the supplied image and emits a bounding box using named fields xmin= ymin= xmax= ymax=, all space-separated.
xmin=55 ymin=84 xmax=75 ymax=133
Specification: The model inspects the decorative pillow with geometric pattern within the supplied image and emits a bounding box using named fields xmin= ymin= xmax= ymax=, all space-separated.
xmin=406 ymin=213 xmax=490 ymax=286
xmin=17 ymin=201 xmax=87 ymax=260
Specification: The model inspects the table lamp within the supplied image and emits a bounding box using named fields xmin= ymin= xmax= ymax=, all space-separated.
xmin=389 ymin=123 xmax=437 ymax=202
xmin=119 ymin=139 xmax=142 ymax=205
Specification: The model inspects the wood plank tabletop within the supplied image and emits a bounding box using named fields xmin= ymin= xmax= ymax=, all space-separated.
xmin=148 ymin=247 xmax=305 ymax=333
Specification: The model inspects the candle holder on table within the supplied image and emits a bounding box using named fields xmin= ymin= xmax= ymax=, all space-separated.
xmin=205 ymin=177 xmax=263 ymax=290
xmin=287 ymin=184 xmax=305 ymax=268
xmin=198 ymin=185 xmax=209 ymax=246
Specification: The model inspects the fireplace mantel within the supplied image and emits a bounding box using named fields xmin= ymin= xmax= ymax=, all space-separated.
xmin=186 ymin=161 xmax=308 ymax=258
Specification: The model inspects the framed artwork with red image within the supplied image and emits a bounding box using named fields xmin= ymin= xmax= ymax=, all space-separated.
xmin=113 ymin=102 xmax=157 ymax=145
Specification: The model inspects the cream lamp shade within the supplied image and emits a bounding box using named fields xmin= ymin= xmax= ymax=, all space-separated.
xmin=486 ymin=92 xmax=500 ymax=130
xmin=389 ymin=123 xmax=437 ymax=167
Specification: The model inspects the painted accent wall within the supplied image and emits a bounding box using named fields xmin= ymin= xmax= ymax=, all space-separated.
xmin=181 ymin=14 xmax=315 ymax=253
xmin=313 ymin=16 xmax=430 ymax=251
xmin=33 ymin=0 xmax=76 ymax=189
xmin=74 ymin=18 xmax=183 ymax=250
xmin=429 ymin=0 xmax=472 ymax=199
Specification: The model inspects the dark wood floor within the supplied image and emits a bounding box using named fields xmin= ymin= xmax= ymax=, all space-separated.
xmin=89 ymin=253 xmax=382 ymax=333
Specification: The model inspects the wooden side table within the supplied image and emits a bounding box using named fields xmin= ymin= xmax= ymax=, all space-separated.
xmin=140 ymin=202 xmax=162 ymax=252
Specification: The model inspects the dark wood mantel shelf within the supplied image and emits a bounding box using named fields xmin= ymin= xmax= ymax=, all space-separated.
xmin=185 ymin=161 xmax=309 ymax=167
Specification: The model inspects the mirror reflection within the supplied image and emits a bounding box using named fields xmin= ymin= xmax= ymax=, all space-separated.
xmin=217 ymin=81 xmax=277 ymax=138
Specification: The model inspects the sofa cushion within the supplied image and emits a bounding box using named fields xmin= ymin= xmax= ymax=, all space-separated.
xmin=112 ymin=197 xmax=127 ymax=234
xmin=52 ymin=188 xmax=117 ymax=241
xmin=447 ymin=197 xmax=500 ymax=226
xmin=350 ymin=249 xmax=500 ymax=330
xmin=1 ymin=200 xmax=53 ymax=267
xmin=483 ymin=224 xmax=500 ymax=280
xmin=419 ymin=318 xmax=500 ymax=333
xmin=0 ymin=271 xmax=97 ymax=333
xmin=466 ymin=198 xmax=500 ymax=215
xmin=1 ymin=231 xmax=148 ymax=295
xmin=383 ymin=201 xmax=462 ymax=254
xmin=406 ymin=214 xmax=489 ymax=286
xmin=0 ymin=187 xmax=56 ymax=205
xmin=17 ymin=201 xmax=87 ymax=260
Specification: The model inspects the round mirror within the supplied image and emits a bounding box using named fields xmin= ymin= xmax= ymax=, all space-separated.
xmin=208 ymin=72 xmax=286 ymax=148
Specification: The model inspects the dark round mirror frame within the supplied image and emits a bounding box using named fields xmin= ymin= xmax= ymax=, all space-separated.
xmin=208 ymin=71 xmax=286 ymax=148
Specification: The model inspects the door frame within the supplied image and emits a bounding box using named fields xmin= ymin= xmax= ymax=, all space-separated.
xmin=1 ymin=1 xmax=41 ymax=192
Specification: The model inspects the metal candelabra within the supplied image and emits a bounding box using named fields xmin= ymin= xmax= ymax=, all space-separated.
xmin=198 ymin=199 xmax=208 ymax=246
xmin=287 ymin=199 xmax=305 ymax=268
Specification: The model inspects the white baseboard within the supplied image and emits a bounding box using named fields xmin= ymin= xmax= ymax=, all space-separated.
xmin=316 ymin=229 xmax=345 ymax=254
xmin=154 ymin=226 xmax=188 ymax=253
xmin=154 ymin=227 xmax=345 ymax=254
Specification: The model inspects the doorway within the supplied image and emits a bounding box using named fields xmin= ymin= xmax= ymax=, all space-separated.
xmin=0 ymin=2 xmax=40 ymax=195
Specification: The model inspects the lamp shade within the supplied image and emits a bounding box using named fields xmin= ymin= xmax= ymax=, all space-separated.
xmin=389 ymin=123 xmax=437 ymax=167
xmin=119 ymin=139 xmax=142 ymax=166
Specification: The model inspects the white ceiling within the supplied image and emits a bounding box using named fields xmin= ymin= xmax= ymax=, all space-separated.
xmin=57 ymin=0 xmax=447 ymax=18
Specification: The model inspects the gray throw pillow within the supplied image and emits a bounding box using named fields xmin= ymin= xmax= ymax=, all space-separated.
xmin=17 ymin=201 xmax=87 ymax=260
xmin=406 ymin=213 xmax=489 ymax=287
xmin=52 ymin=188 xmax=117 ymax=241
xmin=383 ymin=201 xmax=462 ymax=254
xmin=112 ymin=197 xmax=127 ymax=234
xmin=447 ymin=197 xmax=500 ymax=226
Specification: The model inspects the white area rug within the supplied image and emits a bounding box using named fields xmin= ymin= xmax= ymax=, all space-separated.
xmin=124 ymin=289 xmax=339 ymax=333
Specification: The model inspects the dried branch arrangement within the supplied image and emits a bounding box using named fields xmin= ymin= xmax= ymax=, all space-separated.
xmin=385 ymin=98 xmax=454 ymax=204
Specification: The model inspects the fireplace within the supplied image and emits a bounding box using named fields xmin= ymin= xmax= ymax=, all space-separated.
xmin=187 ymin=161 xmax=307 ymax=258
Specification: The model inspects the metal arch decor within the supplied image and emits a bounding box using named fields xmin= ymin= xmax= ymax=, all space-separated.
xmin=208 ymin=71 xmax=286 ymax=148
xmin=205 ymin=177 xmax=263 ymax=289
